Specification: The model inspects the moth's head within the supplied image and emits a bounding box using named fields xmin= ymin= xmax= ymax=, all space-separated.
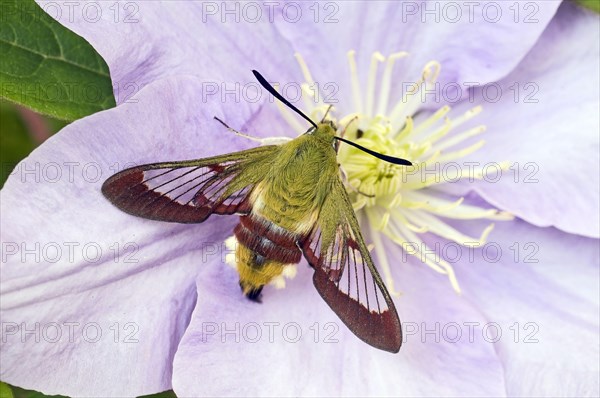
xmin=310 ymin=120 xmax=338 ymax=142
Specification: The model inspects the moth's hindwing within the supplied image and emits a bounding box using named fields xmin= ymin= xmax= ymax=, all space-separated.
xmin=301 ymin=177 xmax=403 ymax=353
xmin=102 ymin=134 xmax=403 ymax=352
xmin=101 ymin=145 xmax=280 ymax=223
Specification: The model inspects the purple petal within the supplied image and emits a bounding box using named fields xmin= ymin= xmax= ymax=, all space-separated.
xmin=270 ymin=1 xmax=561 ymax=106
xmin=449 ymin=217 xmax=599 ymax=396
xmin=6 ymin=3 xmax=595 ymax=396
xmin=172 ymin=205 xmax=598 ymax=396
xmin=36 ymin=1 xmax=301 ymax=104
xmin=0 ymin=76 xmax=255 ymax=396
xmin=40 ymin=1 xmax=560 ymax=112
xmin=172 ymin=247 xmax=506 ymax=396
xmin=443 ymin=1 xmax=599 ymax=237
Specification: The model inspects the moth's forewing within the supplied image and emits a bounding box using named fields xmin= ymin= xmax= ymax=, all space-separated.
xmin=301 ymin=178 xmax=402 ymax=353
xmin=101 ymin=146 xmax=279 ymax=223
xmin=102 ymin=130 xmax=403 ymax=352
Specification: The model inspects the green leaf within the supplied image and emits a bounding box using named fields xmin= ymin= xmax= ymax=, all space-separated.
xmin=138 ymin=390 xmax=177 ymax=398
xmin=2 ymin=384 xmax=65 ymax=398
xmin=0 ymin=100 xmax=66 ymax=188
xmin=0 ymin=383 xmax=178 ymax=398
xmin=575 ymin=0 xmax=600 ymax=13
xmin=0 ymin=99 xmax=36 ymax=187
xmin=0 ymin=382 xmax=14 ymax=398
xmin=0 ymin=0 xmax=116 ymax=121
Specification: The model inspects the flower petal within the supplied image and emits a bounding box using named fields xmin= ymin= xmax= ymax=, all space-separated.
xmin=172 ymin=247 xmax=506 ymax=396
xmin=41 ymin=1 xmax=561 ymax=112
xmin=172 ymin=199 xmax=599 ymax=397
xmin=269 ymin=0 xmax=561 ymax=111
xmin=37 ymin=1 xmax=300 ymax=104
xmin=441 ymin=1 xmax=600 ymax=237
xmin=0 ymin=75 xmax=254 ymax=396
xmin=448 ymin=215 xmax=600 ymax=396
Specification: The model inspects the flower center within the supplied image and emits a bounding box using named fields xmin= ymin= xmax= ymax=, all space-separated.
xmin=274 ymin=51 xmax=513 ymax=294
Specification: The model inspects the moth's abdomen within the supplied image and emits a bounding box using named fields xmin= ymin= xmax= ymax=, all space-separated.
xmin=232 ymin=215 xmax=302 ymax=299
xmin=234 ymin=215 xmax=301 ymax=263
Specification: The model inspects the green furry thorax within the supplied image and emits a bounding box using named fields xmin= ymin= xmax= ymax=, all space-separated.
xmin=256 ymin=123 xmax=339 ymax=232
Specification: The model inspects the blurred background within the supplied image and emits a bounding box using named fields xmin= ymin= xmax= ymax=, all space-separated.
xmin=0 ymin=100 xmax=66 ymax=188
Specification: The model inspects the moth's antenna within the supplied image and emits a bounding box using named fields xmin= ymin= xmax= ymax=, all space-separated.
xmin=213 ymin=116 xmax=260 ymax=141
xmin=252 ymin=70 xmax=318 ymax=130
xmin=334 ymin=136 xmax=413 ymax=166
xmin=214 ymin=116 xmax=238 ymax=132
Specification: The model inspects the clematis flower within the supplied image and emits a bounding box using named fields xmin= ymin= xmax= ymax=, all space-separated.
xmin=1 ymin=1 xmax=598 ymax=397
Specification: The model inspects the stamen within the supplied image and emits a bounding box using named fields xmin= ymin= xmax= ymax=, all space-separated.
xmin=394 ymin=116 xmax=414 ymax=142
xmin=268 ymin=51 xmax=512 ymax=293
xmin=389 ymin=61 xmax=442 ymax=128
xmin=435 ymin=140 xmax=486 ymax=163
xmin=411 ymin=244 xmax=459 ymax=292
xmin=432 ymin=125 xmax=486 ymax=153
xmin=338 ymin=113 xmax=360 ymax=127
xmin=411 ymin=105 xmax=451 ymax=136
xmin=402 ymin=193 xmax=466 ymax=212
xmin=273 ymin=83 xmax=306 ymax=134
xmin=367 ymin=215 xmax=401 ymax=296
xmin=347 ymin=50 xmax=363 ymax=114
xmin=422 ymin=60 xmax=441 ymax=83
xmin=402 ymin=209 xmax=494 ymax=246
xmin=386 ymin=219 xmax=461 ymax=292
xmin=417 ymin=117 xmax=452 ymax=145
xmin=366 ymin=52 xmax=385 ymax=117
xmin=294 ymin=53 xmax=317 ymax=87
xmin=294 ymin=53 xmax=325 ymax=110
xmin=300 ymin=83 xmax=316 ymax=111
xmin=377 ymin=52 xmax=409 ymax=116
xmin=449 ymin=105 xmax=483 ymax=128
xmin=388 ymin=81 xmax=421 ymax=128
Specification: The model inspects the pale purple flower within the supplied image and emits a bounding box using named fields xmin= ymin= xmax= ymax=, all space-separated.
xmin=1 ymin=1 xmax=599 ymax=397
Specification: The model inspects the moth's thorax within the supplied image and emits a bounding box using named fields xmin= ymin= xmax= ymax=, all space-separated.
xmin=249 ymin=128 xmax=339 ymax=235
xmin=311 ymin=122 xmax=337 ymax=144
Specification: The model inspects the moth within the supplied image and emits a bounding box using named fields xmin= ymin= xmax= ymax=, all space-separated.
xmin=102 ymin=71 xmax=412 ymax=352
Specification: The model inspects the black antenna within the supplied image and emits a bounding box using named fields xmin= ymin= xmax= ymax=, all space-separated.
xmin=334 ymin=136 xmax=413 ymax=166
xmin=252 ymin=70 xmax=318 ymax=129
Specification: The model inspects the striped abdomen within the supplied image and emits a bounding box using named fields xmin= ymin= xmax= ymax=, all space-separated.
xmin=232 ymin=214 xmax=303 ymax=300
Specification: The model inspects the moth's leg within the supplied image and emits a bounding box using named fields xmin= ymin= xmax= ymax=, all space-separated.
xmin=213 ymin=117 xmax=292 ymax=146
xmin=213 ymin=116 xmax=256 ymax=140
xmin=338 ymin=115 xmax=359 ymax=140
xmin=257 ymin=136 xmax=294 ymax=145
xmin=320 ymin=104 xmax=333 ymax=123
xmin=339 ymin=166 xmax=374 ymax=198
xmin=334 ymin=116 xmax=359 ymax=153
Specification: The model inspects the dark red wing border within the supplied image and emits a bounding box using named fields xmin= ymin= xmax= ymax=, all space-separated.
xmin=300 ymin=179 xmax=402 ymax=353
xmin=313 ymin=266 xmax=402 ymax=352
xmin=102 ymin=166 xmax=251 ymax=223
xmin=102 ymin=146 xmax=278 ymax=224
xmin=302 ymin=233 xmax=402 ymax=353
